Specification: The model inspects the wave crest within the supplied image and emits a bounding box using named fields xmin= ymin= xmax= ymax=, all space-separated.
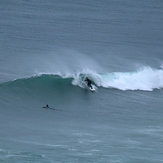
xmin=1 ymin=67 xmax=163 ymax=91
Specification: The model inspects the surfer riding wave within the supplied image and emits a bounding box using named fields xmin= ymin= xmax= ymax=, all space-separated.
xmin=85 ymin=77 xmax=93 ymax=89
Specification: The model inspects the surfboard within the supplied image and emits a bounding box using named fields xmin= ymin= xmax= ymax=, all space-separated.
xmin=82 ymin=81 xmax=97 ymax=92
xmin=42 ymin=106 xmax=58 ymax=110
xmin=88 ymin=84 xmax=96 ymax=92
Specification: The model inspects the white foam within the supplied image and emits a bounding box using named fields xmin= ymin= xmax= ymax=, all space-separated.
xmin=105 ymin=67 xmax=163 ymax=91
xmin=72 ymin=67 xmax=163 ymax=91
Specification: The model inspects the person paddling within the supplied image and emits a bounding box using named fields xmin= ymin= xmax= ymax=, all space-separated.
xmin=42 ymin=104 xmax=57 ymax=110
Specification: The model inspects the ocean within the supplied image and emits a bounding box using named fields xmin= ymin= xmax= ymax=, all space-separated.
xmin=0 ymin=0 xmax=163 ymax=162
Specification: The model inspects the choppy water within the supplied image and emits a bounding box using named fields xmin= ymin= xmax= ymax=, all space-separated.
xmin=0 ymin=0 xmax=163 ymax=162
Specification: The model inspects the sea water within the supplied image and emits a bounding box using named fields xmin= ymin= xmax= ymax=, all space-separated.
xmin=0 ymin=0 xmax=163 ymax=162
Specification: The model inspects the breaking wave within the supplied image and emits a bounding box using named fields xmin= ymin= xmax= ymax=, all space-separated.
xmin=1 ymin=67 xmax=163 ymax=91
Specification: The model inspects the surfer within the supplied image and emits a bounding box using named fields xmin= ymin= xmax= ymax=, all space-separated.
xmin=42 ymin=104 xmax=57 ymax=110
xmin=85 ymin=77 xmax=93 ymax=89
xmin=42 ymin=104 xmax=50 ymax=109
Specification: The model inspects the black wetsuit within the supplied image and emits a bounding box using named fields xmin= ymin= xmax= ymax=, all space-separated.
xmin=85 ymin=78 xmax=92 ymax=89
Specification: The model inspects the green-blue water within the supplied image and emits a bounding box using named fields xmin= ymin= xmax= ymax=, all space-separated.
xmin=0 ymin=1 xmax=163 ymax=162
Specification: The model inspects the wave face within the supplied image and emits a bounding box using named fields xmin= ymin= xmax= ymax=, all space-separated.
xmin=1 ymin=67 xmax=163 ymax=92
